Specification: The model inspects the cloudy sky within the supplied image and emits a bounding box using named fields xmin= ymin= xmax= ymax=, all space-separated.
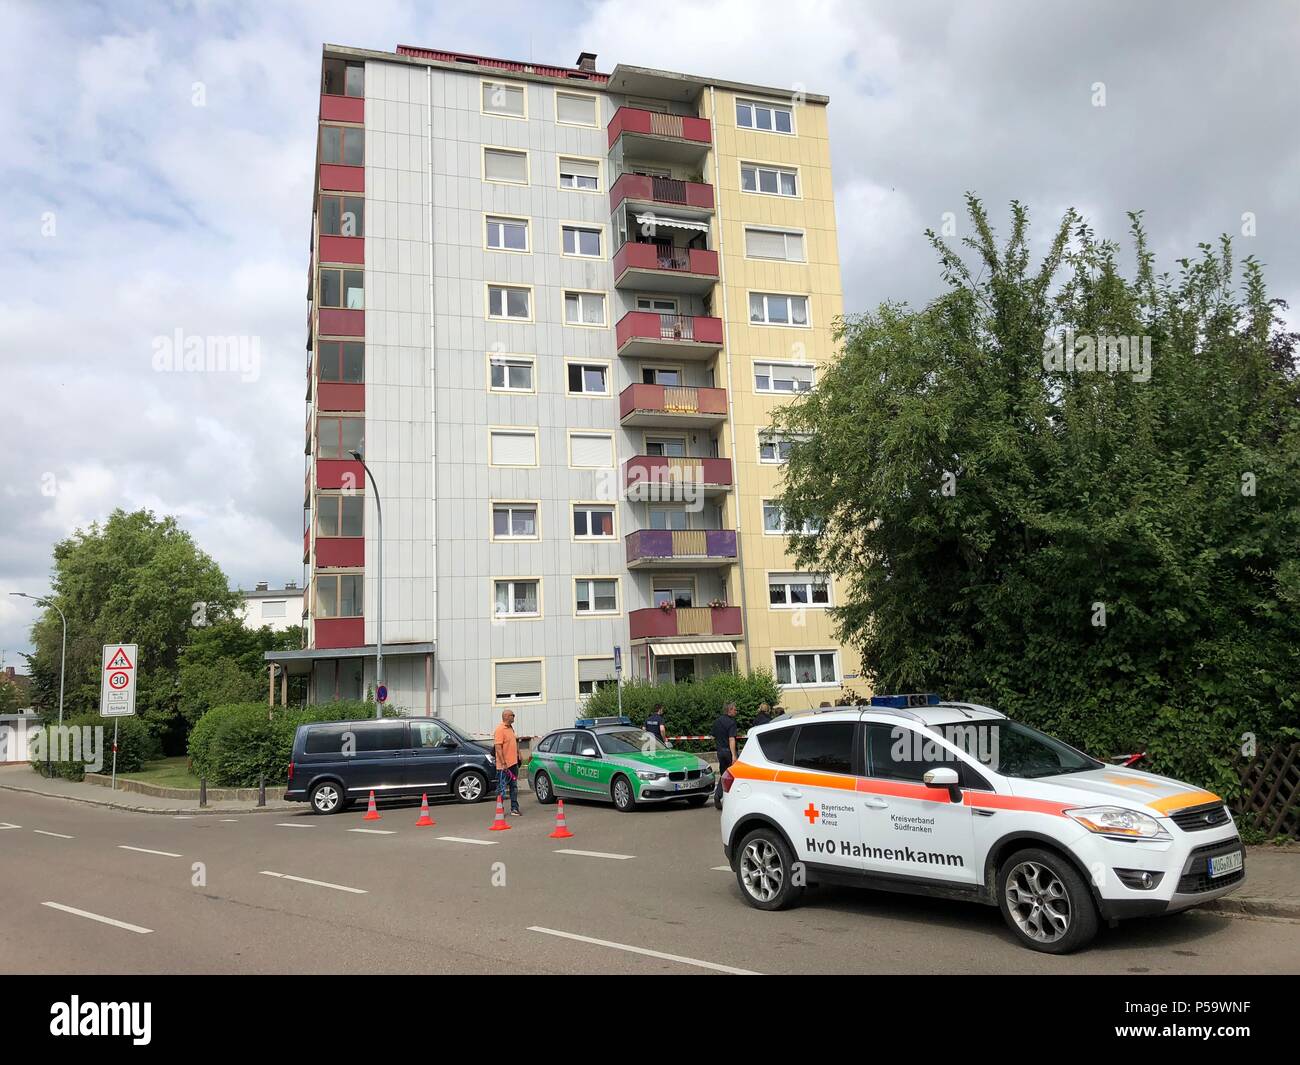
xmin=2 ymin=0 xmax=1297 ymax=664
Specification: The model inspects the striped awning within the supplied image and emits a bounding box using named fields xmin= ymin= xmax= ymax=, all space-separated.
xmin=634 ymin=212 xmax=710 ymax=233
xmin=649 ymin=641 xmax=737 ymax=656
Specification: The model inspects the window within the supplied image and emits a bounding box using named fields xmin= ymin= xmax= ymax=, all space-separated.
xmin=410 ymin=720 xmax=452 ymax=748
xmin=320 ymin=125 xmax=364 ymax=166
xmin=791 ymin=722 xmax=855 ymax=774
xmin=319 ymin=268 xmax=364 ymax=309
xmin=642 ymin=366 xmax=681 ymax=385
xmin=317 ymin=494 xmax=364 ymax=537
xmin=749 ymin=292 xmax=809 ymax=326
xmin=775 ymin=651 xmax=839 ymax=687
xmin=653 ymin=579 xmax=694 ymax=608
xmin=757 ymin=727 xmax=796 ymax=765
xmin=317 ymin=341 xmax=364 ymax=383
xmin=575 ymin=578 xmax=618 ymax=615
xmin=494 ymin=579 xmax=540 ymax=618
xmin=320 ymin=195 xmax=365 ymax=237
xmin=564 ymin=290 xmax=607 ymax=326
xmin=649 ymin=506 xmax=688 ymax=530
xmin=736 ymin=98 xmax=794 ymax=134
xmin=637 ymin=296 xmax=678 ymax=313
xmin=487 ymin=285 xmax=531 ymax=320
xmin=317 ymin=416 xmax=363 ymax=459
xmin=553 ymin=732 xmax=578 ymax=755
xmin=566 ymin=362 xmax=609 ymax=395
xmin=759 ymin=431 xmax=807 ymax=462
xmin=492 ymin=503 xmax=538 ymax=540
xmin=489 ymin=429 xmax=538 ymax=467
xmin=556 ymin=90 xmax=599 ymax=127
xmin=489 ymin=356 xmax=533 ymax=392
xmin=316 ymin=573 xmax=363 ymax=618
xmin=572 ymin=504 xmax=615 ymax=539
xmin=741 ymin=162 xmax=797 ymax=197
xmin=569 ymin=432 xmax=614 ymax=468
xmin=754 ymin=361 xmax=814 ymax=393
xmin=577 ymin=658 xmax=617 ymax=701
xmin=655 ymin=657 xmax=697 ymax=684
xmin=484 ymin=147 xmax=528 ymax=184
xmin=355 ymin=724 xmax=408 ymax=752
xmin=322 ymin=59 xmax=364 ymax=98
xmin=494 ymin=659 xmax=543 ymax=702
xmin=559 ymin=157 xmax=600 ymax=191
xmin=763 ymin=500 xmax=819 ymax=535
xmin=645 ymin=436 xmax=686 ymax=457
xmin=262 ymin=600 xmax=287 ymax=619
xmin=745 ymin=227 xmax=804 ymax=261
xmin=481 ymin=81 xmax=526 ymax=118
xmin=863 ymin=722 xmax=990 ymax=785
xmin=769 ymin=573 xmax=831 ymax=608
xmin=486 ymin=215 xmax=529 ymax=252
xmin=562 ymin=225 xmax=602 ymax=257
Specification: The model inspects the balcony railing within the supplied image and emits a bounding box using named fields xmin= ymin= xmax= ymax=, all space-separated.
xmin=629 ymin=605 xmax=743 ymax=641
xmin=615 ymin=312 xmax=724 ymax=358
xmin=610 ymin=173 xmax=714 ymax=213
xmin=608 ymin=107 xmax=712 ymax=150
xmin=626 ymin=529 xmax=737 ymax=567
xmin=619 ymin=384 xmax=727 ymax=426
xmin=624 ymin=455 xmax=733 ymax=499
xmin=613 ymin=243 xmax=718 ymax=291
xmin=315 ymin=617 xmax=364 ymax=649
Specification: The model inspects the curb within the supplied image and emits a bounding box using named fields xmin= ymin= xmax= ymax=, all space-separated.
xmin=1204 ymin=896 xmax=1300 ymax=921
xmin=0 ymin=781 xmax=295 ymax=816
xmin=83 ymin=773 xmax=267 ymax=801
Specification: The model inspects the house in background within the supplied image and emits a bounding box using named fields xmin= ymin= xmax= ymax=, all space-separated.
xmin=239 ymin=581 xmax=305 ymax=634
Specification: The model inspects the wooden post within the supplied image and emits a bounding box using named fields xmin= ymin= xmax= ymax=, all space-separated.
xmin=267 ymin=664 xmax=274 ymax=708
xmin=280 ymin=665 xmax=288 ymax=707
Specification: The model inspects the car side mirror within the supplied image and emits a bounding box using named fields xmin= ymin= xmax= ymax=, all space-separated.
xmin=580 ymin=748 xmax=598 ymax=757
xmin=923 ymin=766 xmax=962 ymax=803
xmin=440 ymin=739 xmax=458 ymax=748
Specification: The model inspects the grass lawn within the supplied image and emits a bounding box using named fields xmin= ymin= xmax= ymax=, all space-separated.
xmin=119 ymin=756 xmax=202 ymax=790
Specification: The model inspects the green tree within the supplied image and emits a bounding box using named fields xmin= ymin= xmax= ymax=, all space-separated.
xmin=24 ymin=509 xmax=240 ymax=750
xmin=177 ymin=620 xmax=305 ymax=726
xmin=774 ymin=199 xmax=1300 ymax=794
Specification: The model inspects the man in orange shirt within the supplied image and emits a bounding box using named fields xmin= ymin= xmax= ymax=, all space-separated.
xmin=493 ymin=709 xmax=522 ymax=816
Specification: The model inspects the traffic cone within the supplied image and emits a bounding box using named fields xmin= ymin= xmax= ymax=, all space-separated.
xmin=549 ymin=799 xmax=574 ymax=839
xmin=363 ymin=790 xmax=381 ymax=821
xmin=489 ymin=794 xmax=512 ymax=831
xmin=415 ymin=793 xmax=436 ymax=827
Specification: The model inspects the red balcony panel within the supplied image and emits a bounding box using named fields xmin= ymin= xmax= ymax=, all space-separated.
xmin=315 ymin=617 xmax=364 ymax=649
xmin=613 ymin=243 xmax=719 ymax=279
xmin=303 ymin=527 xmax=310 ymax=561
xmin=319 ymin=235 xmax=364 ymax=264
xmin=320 ymin=94 xmax=364 ymax=123
xmin=618 ymin=384 xmax=727 ymax=420
xmin=614 ymin=311 xmax=724 ymax=349
xmin=610 ymin=173 xmax=714 ymax=212
xmin=317 ymin=458 xmax=364 ymax=489
xmin=317 ymin=382 xmax=365 ymax=412
xmin=629 ymin=605 xmax=743 ymax=641
xmin=623 ymin=455 xmax=734 ymax=493
xmin=316 ymin=537 xmax=365 ymax=567
xmin=320 ymin=164 xmax=365 ymax=192
xmin=608 ymin=107 xmax=712 ymax=149
xmin=317 ymin=308 xmax=364 ymax=337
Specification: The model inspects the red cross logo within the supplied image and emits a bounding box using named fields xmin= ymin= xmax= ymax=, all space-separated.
xmin=804 ymin=803 xmax=819 ymax=824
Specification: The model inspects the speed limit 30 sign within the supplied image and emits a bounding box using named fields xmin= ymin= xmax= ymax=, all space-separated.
xmin=100 ymin=644 xmax=138 ymax=717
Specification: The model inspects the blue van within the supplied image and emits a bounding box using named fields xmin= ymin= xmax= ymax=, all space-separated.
xmin=286 ymin=717 xmax=498 ymax=814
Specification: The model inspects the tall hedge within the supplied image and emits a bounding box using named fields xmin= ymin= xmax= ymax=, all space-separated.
xmin=30 ymin=713 xmax=160 ymax=781
xmin=581 ymin=671 xmax=781 ymax=748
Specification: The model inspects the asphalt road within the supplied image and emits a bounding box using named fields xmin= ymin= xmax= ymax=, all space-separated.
xmin=2 ymin=787 xmax=1297 ymax=975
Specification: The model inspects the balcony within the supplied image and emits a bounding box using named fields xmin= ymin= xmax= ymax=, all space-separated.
xmin=626 ymin=529 xmax=737 ymax=569
xmin=303 ymin=527 xmax=310 ymax=564
xmin=315 ymin=617 xmax=364 ymax=649
xmin=319 ymin=234 xmax=364 ymax=265
xmin=615 ymin=311 xmax=723 ymax=360
xmin=316 ymin=382 xmax=364 ymax=412
xmin=317 ymin=307 xmax=364 ymax=337
xmin=629 ymin=605 xmax=743 ymax=642
xmin=608 ymin=107 xmax=711 ymax=162
xmin=624 ymin=455 xmax=733 ymax=501
xmin=320 ymin=93 xmax=363 ymax=124
xmin=319 ymin=164 xmax=364 ymax=193
xmin=610 ymin=173 xmax=714 ymax=217
xmin=619 ymin=384 xmax=727 ymax=428
xmin=316 ymin=537 xmax=364 ymax=568
xmin=613 ymin=242 xmax=718 ymax=294
xmin=317 ymin=458 xmax=364 ymax=490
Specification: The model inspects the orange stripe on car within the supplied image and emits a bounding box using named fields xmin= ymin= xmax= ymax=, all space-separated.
xmin=1147 ymin=789 xmax=1221 ymax=814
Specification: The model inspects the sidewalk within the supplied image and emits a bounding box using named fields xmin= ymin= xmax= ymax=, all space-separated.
xmin=1207 ymin=845 xmax=1300 ymax=920
xmin=0 ymin=764 xmax=294 ymax=815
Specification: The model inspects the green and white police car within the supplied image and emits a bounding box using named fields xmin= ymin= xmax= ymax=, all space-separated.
xmin=530 ymin=716 xmax=715 ymax=811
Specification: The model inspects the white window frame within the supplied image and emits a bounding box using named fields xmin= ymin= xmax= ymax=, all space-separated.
xmin=567 ymin=431 xmax=615 ymax=469
xmin=574 ymin=576 xmax=621 ymax=617
xmin=482 ymin=146 xmax=530 ymax=185
xmin=744 ymin=226 xmax=806 ymax=262
xmin=736 ymin=97 xmax=795 ymax=135
xmin=762 ymin=499 xmax=819 ymax=536
xmin=555 ymin=88 xmax=600 ymax=127
xmin=758 ymin=431 xmax=807 ymax=463
xmin=740 ymin=161 xmax=799 ymax=198
xmin=571 ymin=502 xmax=617 ymax=541
xmin=749 ymin=292 xmax=811 ymax=327
xmin=493 ymin=658 xmax=545 ymax=704
xmin=563 ymin=289 xmax=608 ymax=328
xmin=486 ymin=284 xmax=533 ymax=321
xmin=558 ymin=155 xmax=602 ymax=192
xmin=565 ymin=359 xmax=611 ymax=396
xmin=493 ymin=578 xmax=542 ymax=619
xmin=488 ymin=427 xmax=539 ymax=468
xmin=480 ymin=80 xmax=528 ymax=120
xmin=561 ymin=222 xmax=604 ymax=259
xmin=768 ymin=573 xmax=832 ymax=609
xmin=487 ymin=353 xmax=535 ymax=394
xmin=485 ymin=214 xmax=530 ymax=253
xmin=774 ymin=650 xmax=840 ymax=688
xmin=754 ymin=360 xmax=815 ymax=394
xmin=490 ymin=501 xmax=540 ymax=542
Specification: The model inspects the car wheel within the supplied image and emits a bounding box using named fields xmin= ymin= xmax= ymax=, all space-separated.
xmin=735 ymin=827 xmax=803 ymax=911
xmin=685 ymin=795 xmax=709 ymax=808
xmin=309 ymin=781 xmax=344 ymax=815
xmin=611 ymin=775 xmax=635 ymax=812
xmin=533 ymin=770 xmax=557 ymax=805
xmin=454 ymin=770 xmax=488 ymax=804
xmin=997 ymin=847 xmax=1099 ymax=954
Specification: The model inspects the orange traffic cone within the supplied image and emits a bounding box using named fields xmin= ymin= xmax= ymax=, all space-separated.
xmin=415 ymin=793 xmax=436 ymax=827
xmin=489 ymin=794 xmax=511 ymax=831
xmin=363 ymin=790 xmax=381 ymax=821
xmin=549 ymin=799 xmax=574 ymax=839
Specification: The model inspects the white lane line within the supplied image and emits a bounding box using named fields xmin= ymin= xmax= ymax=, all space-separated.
xmin=219 ymin=819 xmax=239 ymax=822
xmin=0 ymin=822 xmax=21 ymax=830
xmin=118 ymin=845 xmax=182 ymax=858
xmin=527 ymin=926 xmax=758 ymax=975
xmin=712 ymin=865 xmax=731 ymax=872
xmin=33 ymin=829 xmax=74 ymax=839
xmin=173 ymin=816 xmax=194 ymax=820
xmin=259 ymin=871 xmax=367 ymax=894
xmin=554 ymin=848 xmax=635 ymax=860
xmin=42 ymin=902 xmax=153 ymax=934
xmin=435 ymin=836 xmax=497 ymax=846
xmin=347 ymin=828 xmax=395 ymax=835
xmin=274 ymin=823 xmax=316 ymax=829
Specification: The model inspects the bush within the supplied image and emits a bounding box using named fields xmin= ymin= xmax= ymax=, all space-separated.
xmin=30 ymin=713 xmax=160 ymax=781
xmin=581 ymin=671 xmax=781 ymax=749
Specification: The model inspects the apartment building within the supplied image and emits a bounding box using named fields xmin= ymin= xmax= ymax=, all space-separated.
xmin=267 ymin=42 xmax=861 ymax=737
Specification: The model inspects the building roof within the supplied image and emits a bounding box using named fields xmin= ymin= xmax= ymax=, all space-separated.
xmin=242 ymin=585 xmax=303 ymax=600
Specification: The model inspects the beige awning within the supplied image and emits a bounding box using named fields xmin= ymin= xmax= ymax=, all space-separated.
xmin=634 ymin=212 xmax=710 ymax=233
xmin=649 ymin=641 xmax=737 ymax=656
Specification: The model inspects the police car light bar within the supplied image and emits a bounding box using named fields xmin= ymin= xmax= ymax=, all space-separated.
xmin=870 ymin=693 xmax=942 ymax=709
xmin=574 ymin=715 xmax=632 ymax=728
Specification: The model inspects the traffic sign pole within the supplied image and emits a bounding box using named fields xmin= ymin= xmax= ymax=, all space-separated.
xmin=111 ymin=719 xmax=119 ymax=790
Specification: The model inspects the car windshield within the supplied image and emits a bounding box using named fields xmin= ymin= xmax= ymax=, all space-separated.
xmin=597 ymin=729 xmax=666 ymax=755
xmin=980 ymin=720 xmax=1102 ymax=778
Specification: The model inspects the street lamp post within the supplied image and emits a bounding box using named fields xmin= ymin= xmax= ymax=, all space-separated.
xmin=348 ymin=450 xmax=383 ymax=719
xmin=9 ymin=592 xmax=65 ymax=726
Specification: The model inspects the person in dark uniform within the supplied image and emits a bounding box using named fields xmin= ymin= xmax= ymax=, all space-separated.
xmin=752 ymin=701 xmax=773 ymax=728
xmin=644 ymin=703 xmax=669 ymax=747
xmin=712 ymin=701 xmax=739 ymax=809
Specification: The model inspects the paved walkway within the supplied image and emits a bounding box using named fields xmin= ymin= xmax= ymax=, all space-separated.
xmin=0 ymin=764 xmax=294 ymax=814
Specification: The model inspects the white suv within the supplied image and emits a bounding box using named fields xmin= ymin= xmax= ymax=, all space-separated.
xmin=719 ymin=696 xmax=1245 ymax=953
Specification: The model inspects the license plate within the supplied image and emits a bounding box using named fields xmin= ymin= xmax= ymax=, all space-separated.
xmin=1208 ymin=850 xmax=1243 ymax=878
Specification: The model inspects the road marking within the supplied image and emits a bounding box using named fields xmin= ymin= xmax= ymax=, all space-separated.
xmin=712 ymin=865 xmax=731 ymax=871
xmin=0 ymin=822 xmax=21 ymax=830
xmin=33 ymin=829 xmax=74 ymax=839
xmin=527 ymin=926 xmax=758 ymax=975
xmin=347 ymin=828 xmax=395 ymax=835
xmin=435 ymin=836 xmax=497 ymax=846
xmin=259 ymin=871 xmax=367 ymax=894
xmin=42 ymin=902 xmax=153 ymax=934
xmin=173 ymin=816 xmax=194 ymax=820
xmin=274 ymin=823 xmax=316 ymax=829
xmin=219 ymin=819 xmax=239 ymax=822
xmin=118 ymin=845 xmax=182 ymax=858
xmin=554 ymin=848 xmax=635 ymax=860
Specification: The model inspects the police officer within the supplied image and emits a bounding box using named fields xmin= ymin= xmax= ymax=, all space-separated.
xmin=712 ymin=701 xmax=739 ymax=809
xmin=752 ymin=701 xmax=773 ymax=728
xmin=645 ymin=702 xmax=669 ymax=746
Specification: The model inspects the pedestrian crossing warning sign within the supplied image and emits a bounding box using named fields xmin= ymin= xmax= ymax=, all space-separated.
xmin=100 ymin=643 xmax=139 ymax=717
xmin=105 ymin=646 xmax=134 ymax=671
